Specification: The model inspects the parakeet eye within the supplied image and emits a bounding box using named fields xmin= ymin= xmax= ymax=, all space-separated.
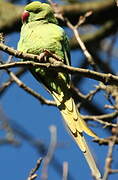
xmin=22 ymin=10 xmax=29 ymax=22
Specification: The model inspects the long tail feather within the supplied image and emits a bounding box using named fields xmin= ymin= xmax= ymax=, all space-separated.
xmin=52 ymin=91 xmax=101 ymax=179
xmin=73 ymin=133 xmax=101 ymax=179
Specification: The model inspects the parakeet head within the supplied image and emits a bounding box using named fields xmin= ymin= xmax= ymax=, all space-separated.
xmin=21 ymin=1 xmax=58 ymax=24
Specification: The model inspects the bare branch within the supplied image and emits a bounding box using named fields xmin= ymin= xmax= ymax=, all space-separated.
xmin=103 ymin=136 xmax=116 ymax=180
xmin=83 ymin=111 xmax=118 ymax=127
xmin=1 ymin=43 xmax=118 ymax=85
xmin=93 ymin=136 xmax=118 ymax=145
xmin=0 ymin=68 xmax=26 ymax=96
xmin=0 ymin=138 xmax=20 ymax=146
xmin=62 ymin=162 xmax=68 ymax=180
xmin=1 ymin=60 xmax=118 ymax=85
xmin=27 ymin=158 xmax=43 ymax=180
xmin=6 ymin=69 xmax=56 ymax=106
xmin=41 ymin=125 xmax=57 ymax=180
xmin=60 ymin=0 xmax=117 ymax=25
xmin=66 ymin=18 xmax=96 ymax=68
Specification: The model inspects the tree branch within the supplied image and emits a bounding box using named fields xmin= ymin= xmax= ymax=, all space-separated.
xmin=103 ymin=135 xmax=117 ymax=180
xmin=83 ymin=111 xmax=118 ymax=127
xmin=70 ymin=20 xmax=118 ymax=50
xmin=0 ymin=68 xmax=26 ymax=96
xmin=60 ymin=0 xmax=117 ymax=25
xmin=1 ymin=43 xmax=118 ymax=85
xmin=6 ymin=69 xmax=56 ymax=106
xmin=93 ymin=136 xmax=118 ymax=145
xmin=27 ymin=158 xmax=43 ymax=180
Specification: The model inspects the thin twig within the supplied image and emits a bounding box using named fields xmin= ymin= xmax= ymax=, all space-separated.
xmin=0 ymin=138 xmax=20 ymax=146
xmin=72 ymin=85 xmax=101 ymax=101
xmin=62 ymin=161 xmax=68 ymax=180
xmin=27 ymin=158 xmax=43 ymax=180
xmin=41 ymin=125 xmax=57 ymax=180
xmin=65 ymin=17 xmax=96 ymax=68
xmin=103 ymin=136 xmax=116 ymax=180
xmin=93 ymin=136 xmax=118 ymax=145
xmin=83 ymin=111 xmax=118 ymax=127
xmin=85 ymin=86 xmax=101 ymax=101
xmin=109 ymin=169 xmax=118 ymax=173
xmin=0 ymin=67 xmax=26 ymax=96
xmin=3 ymin=68 xmax=56 ymax=106
xmin=0 ymin=106 xmax=19 ymax=146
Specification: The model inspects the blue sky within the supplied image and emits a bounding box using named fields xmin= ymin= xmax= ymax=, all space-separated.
xmin=0 ymin=1 xmax=118 ymax=180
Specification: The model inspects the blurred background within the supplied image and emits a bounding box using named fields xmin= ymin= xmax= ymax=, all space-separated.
xmin=0 ymin=0 xmax=118 ymax=180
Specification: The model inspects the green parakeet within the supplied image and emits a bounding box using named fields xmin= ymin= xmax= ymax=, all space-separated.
xmin=18 ymin=1 xmax=101 ymax=178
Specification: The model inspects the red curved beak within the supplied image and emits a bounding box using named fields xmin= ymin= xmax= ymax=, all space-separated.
xmin=21 ymin=10 xmax=29 ymax=23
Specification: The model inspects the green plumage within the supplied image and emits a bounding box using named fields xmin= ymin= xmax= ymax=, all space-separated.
xmin=18 ymin=2 xmax=70 ymax=94
xmin=18 ymin=2 xmax=101 ymax=179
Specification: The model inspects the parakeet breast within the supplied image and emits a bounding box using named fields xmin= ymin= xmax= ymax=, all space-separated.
xmin=18 ymin=21 xmax=65 ymax=60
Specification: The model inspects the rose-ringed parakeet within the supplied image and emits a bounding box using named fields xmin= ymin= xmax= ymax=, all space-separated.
xmin=18 ymin=1 xmax=101 ymax=178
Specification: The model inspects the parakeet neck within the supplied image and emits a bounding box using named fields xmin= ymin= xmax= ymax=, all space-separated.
xmin=28 ymin=19 xmax=50 ymax=25
xmin=23 ymin=20 xmax=48 ymax=28
xmin=37 ymin=19 xmax=49 ymax=24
